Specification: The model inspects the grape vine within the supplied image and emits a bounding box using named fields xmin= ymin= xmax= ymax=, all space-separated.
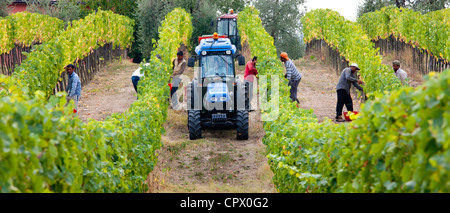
xmin=358 ymin=6 xmax=450 ymax=62
xmin=0 ymin=12 xmax=64 ymax=54
xmin=0 ymin=8 xmax=193 ymax=193
xmin=239 ymin=6 xmax=449 ymax=193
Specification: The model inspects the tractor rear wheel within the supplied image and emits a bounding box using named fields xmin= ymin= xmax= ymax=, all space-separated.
xmin=188 ymin=110 xmax=202 ymax=140
xmin=237 ymin=80 xmax=250 ymax=111
xmin=236 ymin=110 xmax=249 ymax=140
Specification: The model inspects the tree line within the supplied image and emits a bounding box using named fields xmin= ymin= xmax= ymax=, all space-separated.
xmin=1 ymin=0 xmax=307 ymax=62
xmin=2 ymin=0 xmax=447 ymax=63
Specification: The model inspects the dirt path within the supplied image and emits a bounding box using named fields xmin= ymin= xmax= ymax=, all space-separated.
xmin=148 ymin=64 xmax=276 ymax=193
xmin=295 ymin=57 xmax=362 ymax=123
xmin=77 ymin=60 xmax=140 ymax=122
xmin=148 ymin=108 xmax=274 ymax=193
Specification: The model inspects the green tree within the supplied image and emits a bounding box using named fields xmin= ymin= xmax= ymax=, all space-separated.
xmin=137 ymin=0 xmax=172 ymax=60
xmin=255 ymin=0 xmax=306 ymax=59
xmin=25 ymin=0 xmax=81 ymax=23
xmin=80 ymin=0 xmax=141 ymax=61
xmin=188 ymin=1 xmax=219 ymax=49
xmin=138 ymin=0 xmax=227 ymax=61
xmin=214 ymin=0 xmax=248 ymax=13
xmin=169 ymin=0 xmax=221 ymax=48
xmin=357 ymin=0 xmax=396 ymax=18
xmin=0 ymin=0 xmax=13 ymax=17
xmin=80 ymin=0 xmax=138 ymax=18
xmin=411 ymin=0 xmax=449 ymax=13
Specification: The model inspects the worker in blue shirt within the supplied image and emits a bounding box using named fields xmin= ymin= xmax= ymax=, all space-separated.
xmin=65 ymin=64 xmax=82 ymax=114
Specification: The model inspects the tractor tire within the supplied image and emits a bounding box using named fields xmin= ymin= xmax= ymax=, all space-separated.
xmin=245 ymin=81 xmax=250 ymax=110
xmin=236 ymin=110 xmax=249 ymax=140
xmin=188 ymin=110 xmax=202 ymax=140
xmin=187 ymin=80 xmax=200 ymax=111
xmin=237 ymin=80 xmax=250 ymax=111
xmin=187 ymin=82 xmax=193 ymax=110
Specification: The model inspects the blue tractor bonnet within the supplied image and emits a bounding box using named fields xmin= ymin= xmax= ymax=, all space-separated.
xmin=195 ymin=38 xmax=236 ymax=55
xmin=206 ymin=82 xmax=230 ymax=103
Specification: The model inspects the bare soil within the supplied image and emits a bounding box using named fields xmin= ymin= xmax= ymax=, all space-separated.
xmin=148 ymin=108 xmax=275 ymax=193
xmin=294 ymin=57 xmax=362 ymax=123
xmin=77 ymin=60 xmax=140 ymax=122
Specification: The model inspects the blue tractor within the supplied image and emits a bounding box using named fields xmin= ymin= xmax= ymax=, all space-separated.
xmin=187 ymin=33 xmax=249 ymax=140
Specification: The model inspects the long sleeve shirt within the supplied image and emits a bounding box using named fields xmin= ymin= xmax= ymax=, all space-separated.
xmin=67 ymin=72 xmax=81 ymax=97
xmin=394 ymin=68 xmax=408 ymax=84
xmin=132 ymin=63 xmax=150 ymax=78
xmin=132 ymin=68 xmax=144 ymax=78
xmin=284 ymin=59 xmax=302 ymax=81
xmin=244 ymin=61 xmax=258 ymax=82
xmin=336 ymin=68 xmax=363 ymax=94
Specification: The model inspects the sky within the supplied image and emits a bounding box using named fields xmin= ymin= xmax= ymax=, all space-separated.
xmin=303 ymin=0 xmax=364 ymax=21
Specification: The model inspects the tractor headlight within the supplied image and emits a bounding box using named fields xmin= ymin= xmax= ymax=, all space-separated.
xmin=220 ymin=97 xmax=227 ymax=101
xmin=226 ymin=50 xmax=232 ymax=55
xmin=202 ymin=51 xmax=207 ymax=56
xmin=211 ymin=97 xmax=218 ymax=102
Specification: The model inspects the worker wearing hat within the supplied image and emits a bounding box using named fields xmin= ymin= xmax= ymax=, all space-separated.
xmin=335 ymin=63 xmax=364 ymax=122
xmin=171 ymin=51 xmax=187 ymax=107
xmin=280 ymin=52 xmax=302 ymax=104
xmin=392 ymin=60 xmax=408 ymax=84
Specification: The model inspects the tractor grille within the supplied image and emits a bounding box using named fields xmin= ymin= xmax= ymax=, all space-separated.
xmin=212 ymin=114 xmax=227 ymax=122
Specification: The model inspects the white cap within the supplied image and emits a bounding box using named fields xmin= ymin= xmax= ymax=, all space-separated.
xmin=350 ymin=63 xmax=360 ymax=70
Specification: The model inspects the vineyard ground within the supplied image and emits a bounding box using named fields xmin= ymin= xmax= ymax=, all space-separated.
xmin=296 ymin=55 xmax=361 ymax=123
xmin=77 ymin=60 xmax=139 ymax=122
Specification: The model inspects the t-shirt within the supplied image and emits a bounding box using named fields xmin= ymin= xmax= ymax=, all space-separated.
xmin=244 ymin=61 xmax=258 ymax=82
xmin=132 ymin=63 xmax=150 ymax=77
xmin=394 ymin=68 xmax=408 ymax=84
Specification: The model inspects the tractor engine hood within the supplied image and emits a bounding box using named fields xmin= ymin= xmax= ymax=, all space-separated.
xmin=206 ymin=82 xmax=230 ymax=103
xmin=195 ymin=37 xmax=236 ymax=55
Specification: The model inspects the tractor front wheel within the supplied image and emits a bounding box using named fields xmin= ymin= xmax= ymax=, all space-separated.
xmin=236 ymin=110 xmax=249 ymax=140
xmin=188 ymin=110 xmax=202 ymax=140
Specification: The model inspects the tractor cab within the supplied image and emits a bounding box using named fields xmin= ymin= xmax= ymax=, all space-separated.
xmin=216 ymin=9 xmax=241 ymax=52
xmin=186 ymin=33 xmax=249 ymax=140
xmin=191 ymin=34 xmax=243 ymax=78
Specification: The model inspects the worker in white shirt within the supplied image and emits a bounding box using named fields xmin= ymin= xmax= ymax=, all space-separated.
xmin=393 ymin=60 xmax=408 ymax=85
xmin=132 ymin=63 xmax=149 ymax=93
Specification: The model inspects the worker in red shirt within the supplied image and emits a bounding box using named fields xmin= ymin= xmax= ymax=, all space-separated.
xmin=244 ymin=56 xmax=258 ymax=111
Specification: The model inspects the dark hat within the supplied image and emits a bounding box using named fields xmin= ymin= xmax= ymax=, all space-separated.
xmin=177 ymin=51 xmax=184 ymax=56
